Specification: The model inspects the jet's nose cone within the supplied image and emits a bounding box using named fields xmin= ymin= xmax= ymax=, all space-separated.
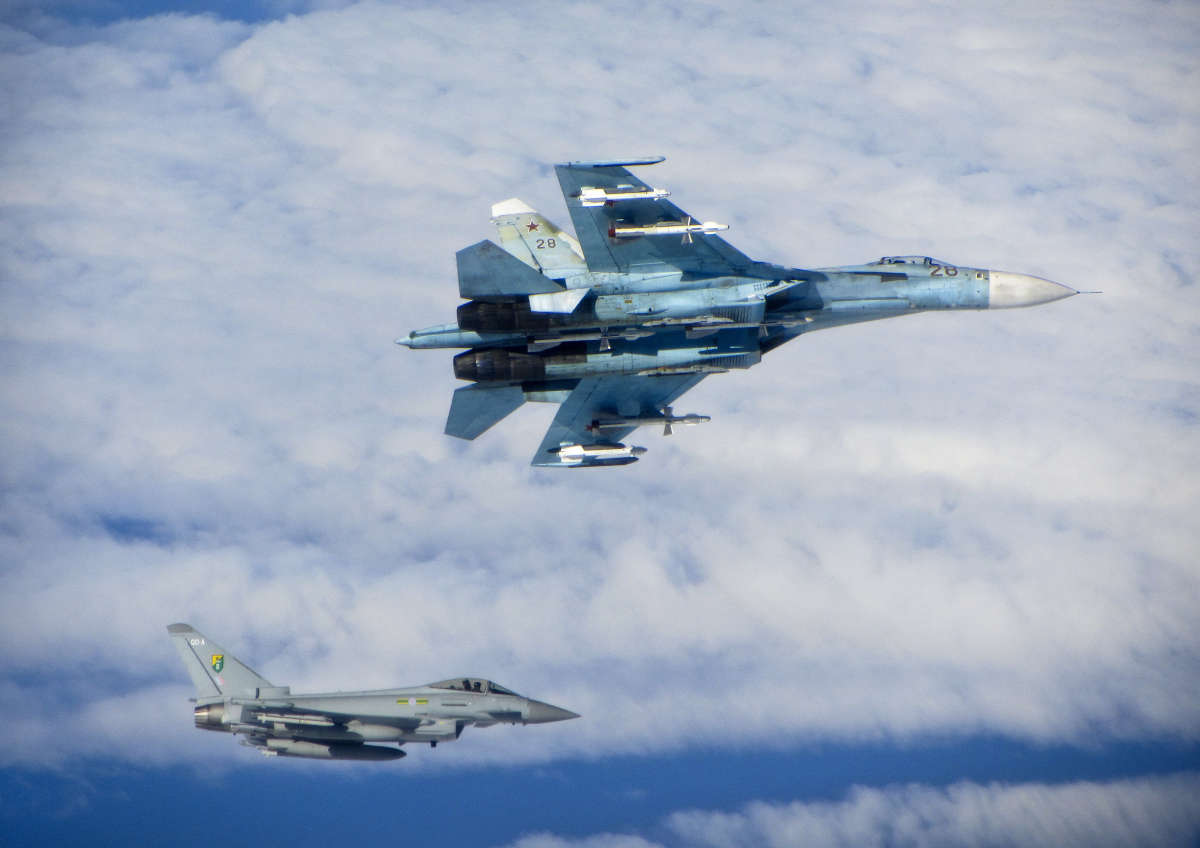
xmin=524 ymin=699 xmax=580 ymax=724
xmin=394 ymin=335 xmax=414 ymax=347
xmin=988 ymin=271 xmax=1078 ymax=309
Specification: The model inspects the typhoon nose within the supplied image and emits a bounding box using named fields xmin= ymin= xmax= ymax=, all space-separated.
xmin=524 ymin=699 xmax=581 ymax=724
xmin=988 ymin=271 xmax=1078 ymax=309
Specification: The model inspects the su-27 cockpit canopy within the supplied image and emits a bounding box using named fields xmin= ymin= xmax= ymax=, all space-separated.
xmin=430 ymin=678 xmax=519 ymax=696
xmin=871 ymin=255 xmax=952 ymax=267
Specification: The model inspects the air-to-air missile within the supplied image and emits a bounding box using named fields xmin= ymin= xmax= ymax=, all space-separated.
xmin=588 ymin=406 xmax=711 ymax=436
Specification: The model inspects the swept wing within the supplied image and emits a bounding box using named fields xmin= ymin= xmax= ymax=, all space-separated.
xmin=531 ymin=374 xmax=706 ymax=466
xmin=555 ymin=158 xmax=757 ymax=276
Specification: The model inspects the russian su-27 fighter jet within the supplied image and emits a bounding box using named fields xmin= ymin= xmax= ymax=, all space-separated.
xmin=398 ymin=157 xmax=1078 ymax=467
xmin=168 ymin=623 xmax=578 ymax=760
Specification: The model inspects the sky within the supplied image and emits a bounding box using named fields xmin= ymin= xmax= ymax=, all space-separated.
xmin=1 ymin=0 xmax=1198 ymax=845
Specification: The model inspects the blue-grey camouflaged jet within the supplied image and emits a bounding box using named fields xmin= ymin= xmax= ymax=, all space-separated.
xmin=398 ymin=157 xmax=1078 ymax=467
xmin=168 ymin=623 xmax=577 ymax=761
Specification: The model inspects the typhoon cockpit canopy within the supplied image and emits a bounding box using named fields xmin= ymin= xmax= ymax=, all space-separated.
xmin=430 ymin=678 xmax=519 ymax=696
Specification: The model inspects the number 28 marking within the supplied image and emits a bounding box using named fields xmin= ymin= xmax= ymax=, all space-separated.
xmin=535 ymin=238 xmax=557 ymax=249
xmin=930 ymin=264 xmax=958 ymax=276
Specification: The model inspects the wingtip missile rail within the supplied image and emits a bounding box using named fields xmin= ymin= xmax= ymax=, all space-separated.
xmin=559 ymin=156 xmax=666 ymax=168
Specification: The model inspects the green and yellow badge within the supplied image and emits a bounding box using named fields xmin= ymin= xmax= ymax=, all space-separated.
xmin=211 ymin=654 xmax=224 ymax=673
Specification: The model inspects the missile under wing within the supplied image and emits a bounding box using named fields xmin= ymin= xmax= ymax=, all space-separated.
xmin=554 ymin=156 xmax=759 ymax=276
xmin=167 ymin=624 xmax=577 ymax=760
xmin=399 ymin=158 xmax=1079 ymax=467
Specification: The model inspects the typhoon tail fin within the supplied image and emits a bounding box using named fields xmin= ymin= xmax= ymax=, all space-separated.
xmin=166 ymin=623 xmax=274 ymax=698
xmin=491 ymin=198 xmax=585 ymax=274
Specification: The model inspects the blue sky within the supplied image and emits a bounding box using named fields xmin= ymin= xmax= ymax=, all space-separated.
xmin=2 ymin=1 xmax=1198 ymax=845
xmin=7 ymin=741 xmax=1200 ymax=846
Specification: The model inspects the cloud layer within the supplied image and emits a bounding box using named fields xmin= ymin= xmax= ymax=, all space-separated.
xmin=1 ymin=0 xmax=1198 ymax=773
xmin=505 ymin=773 xmax=1200 ymax=848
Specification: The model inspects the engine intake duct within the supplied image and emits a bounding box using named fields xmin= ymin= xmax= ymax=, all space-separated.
xmin=454 ymin=349 xmax=547 ymax=383
xmin=458 ymin=300 xmax=554 ymax=333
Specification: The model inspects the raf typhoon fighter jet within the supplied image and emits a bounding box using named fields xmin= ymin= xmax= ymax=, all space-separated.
xmin=168 ymin=623 xmax=577 ymax=761
xmin=398 ymin=157 xmax=1078 ymax=467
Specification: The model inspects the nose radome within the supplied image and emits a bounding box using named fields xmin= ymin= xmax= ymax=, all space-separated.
xmin=989 ymin=271 xmax=1078 ymax=309
xmin=524 ymin=699 xmax=580 ymax=724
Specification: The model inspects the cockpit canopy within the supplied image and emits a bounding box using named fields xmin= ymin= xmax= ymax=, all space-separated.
xmin=430 ymin=678 xmax=518 ymax=696
xmin=872 ymin=255 xmax=950 ymax=267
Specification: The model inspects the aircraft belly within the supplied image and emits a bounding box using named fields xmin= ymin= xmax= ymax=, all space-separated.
xmin=344 ymin=722 xmax=409 ymax=741
xmin=541 ymin=349 xmax=759 ymax=380
xmin=286 ymin=694 xmax=425 ymax=722
xmin=593 ymin=287 xmax=767 ymax=326
xmin=802 ymin=308 xmax=926 ymax=334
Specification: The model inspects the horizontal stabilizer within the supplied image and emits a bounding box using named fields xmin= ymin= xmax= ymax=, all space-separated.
xmin=445 ymin=384 xmax=526 ymax=440
xmin=457 ymin=240 xmax=564 ymax=299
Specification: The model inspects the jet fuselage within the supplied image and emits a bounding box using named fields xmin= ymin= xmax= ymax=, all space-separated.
xmin=399 ymin=158 xmax=1078 ymax=466
xmin=169 ymin=624 xmax=577 ymax=760
xmin=405 ymin=256 xmax=1074 ymax=358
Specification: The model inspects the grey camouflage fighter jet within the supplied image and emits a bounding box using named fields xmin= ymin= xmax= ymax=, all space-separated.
xmin=398 ymin=157 xmax=1079 ymax=467
xmin=168 ymin=623 xmax=578 ymax=761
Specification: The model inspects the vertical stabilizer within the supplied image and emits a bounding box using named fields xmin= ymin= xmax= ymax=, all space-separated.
xmin=166 ymin=623 xmax=274 ymax=698
xmin=490 ymin=198 xmax=585 ymax=274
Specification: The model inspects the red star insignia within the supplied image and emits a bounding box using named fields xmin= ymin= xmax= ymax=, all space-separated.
xmin=526 ymin=219 xmax=539 ymax=232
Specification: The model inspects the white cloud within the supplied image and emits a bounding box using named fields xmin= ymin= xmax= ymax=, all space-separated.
xmin=500 ymin=773 xmax=1200 ymax=848
xmin=0 ymin=0 xmax=1197 ymax=770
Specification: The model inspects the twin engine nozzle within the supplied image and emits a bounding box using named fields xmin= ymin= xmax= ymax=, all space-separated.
xmin=457 ymin=300 xmax=555 ymax=333
xmin=454 ymin=348 xmax=547 ymax=382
